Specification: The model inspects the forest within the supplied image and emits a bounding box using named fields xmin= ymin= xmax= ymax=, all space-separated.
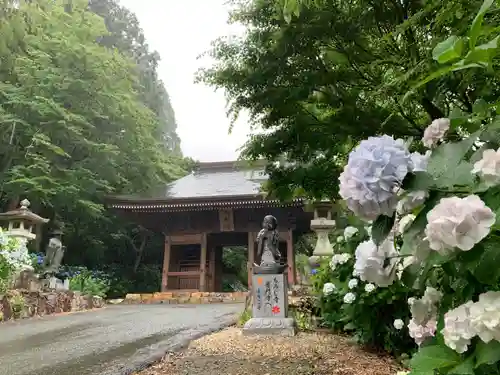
xmin=0 ymin=0 xmax=193 ymax=296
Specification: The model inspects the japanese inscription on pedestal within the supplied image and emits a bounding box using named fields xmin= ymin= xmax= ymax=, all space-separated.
xmin=252 ymin=273 xmax=287 ymax=318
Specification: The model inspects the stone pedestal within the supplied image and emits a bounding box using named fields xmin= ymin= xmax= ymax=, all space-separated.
xmin=242 ymin=273 xmax=296 ymax=336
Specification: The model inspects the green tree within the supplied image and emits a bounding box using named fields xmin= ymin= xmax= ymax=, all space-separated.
xmin=88 ymin=0 xmax=181 ymax=153
xmin=0 ymin=0 xmax=188 ymax=292
xmin=198 ymin=0 xmax=499 ymax=199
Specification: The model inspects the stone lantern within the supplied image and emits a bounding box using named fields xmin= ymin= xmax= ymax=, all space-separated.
xmin=309 ymin=201 xmax=336 ymax=267
xmin=0 ymin=199 xmax=49 ymax=242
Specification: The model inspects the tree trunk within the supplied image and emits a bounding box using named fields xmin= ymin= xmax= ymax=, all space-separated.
xmin=131 ymin=233 xmax=148 ymax=273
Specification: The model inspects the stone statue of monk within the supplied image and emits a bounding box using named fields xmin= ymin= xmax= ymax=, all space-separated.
xmin=256 ymin=215 xmax=281 ymax=266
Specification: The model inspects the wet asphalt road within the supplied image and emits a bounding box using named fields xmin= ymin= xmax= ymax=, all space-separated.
xmin=0 ymin=303 xmax=243 ymax=375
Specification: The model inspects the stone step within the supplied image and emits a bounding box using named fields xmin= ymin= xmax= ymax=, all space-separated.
xmin=123 ymin=291 xmax=249 ymax=305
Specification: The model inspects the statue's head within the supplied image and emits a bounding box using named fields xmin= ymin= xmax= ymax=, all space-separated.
xmin=52 ymin=229 xmax=63 ymax=238
xmin=262 ymin=215 xmax=278 ymax=230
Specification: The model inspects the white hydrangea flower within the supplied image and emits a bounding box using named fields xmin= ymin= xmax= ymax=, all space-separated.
xmin=422 ymin=118 xmax=450 ymax=148
xmin=354 ymin=239 xmax=399 ymax=287
xmin=329 ymin=253 xmax=351 ymax=270
xmin=409 ymin=150 xmax=432 ymax=172
xmin=0 ymin=228 xmax=8 ymax=247
xmin=398 ymin=214 xmax=416 ymax=234
xmin=364 ymin=283 xmax=376 ymax=293
xmin=472 ymin=148 xmax=500 ymax=185
xmin=322 ymin=282 xmax=336 ymax=296
xmin=393 ymin=319 xmax=405 ymax=330
xmin=339 ymin=135 xmax=412 ymax=220
xmin=408 ymin=318 xmax=437 ymax=346
xmin=407 ymin=287 xmax=442 ymax=346
xmin=442 ymin=301 xmax=475 ymax=353
xmin=397 ymin=190 xmax=428 ymax=215
xmin=469 ymin=291 xmax=500 ymax=343
xmin=408 ymin=288 xmax=442 ymax=326
xmin=425 ymin=195 xmax=495 ymax=253
xmin=344 ymin=226 xmax=359 ymax=240
xmin=348 ymin=278 xmax=359 ymax=289
xmin=423 ymin=287 xmax=443 ymax=306
xmin=336 ymin=236 xmax=344 ymax=243
xmin=343 ymin=292 xmax=356 ymax=304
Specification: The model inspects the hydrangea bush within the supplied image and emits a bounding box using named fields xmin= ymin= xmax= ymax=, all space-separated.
xmin=312 ymin=225 xmax=416 ymax=356
xmin=59 ymin=266 xmax=110 ymax=298
xmin=0 ymin=228 xmax=34 ymax=292
xmin=334 ymin=2 xmax=500 ymax=371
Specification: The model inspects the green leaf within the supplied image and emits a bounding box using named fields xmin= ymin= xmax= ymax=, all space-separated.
xmin=449 ymin=107 xmax=470 ymax=131
xmin=410 ymin=344 xmax=461 ymax=372
xmin=426 ymin=131 xmax=482 ymax=188
xmin=322 ymin=48 xmax=349 ymax=65
xmin=449 ymin=355 xmax=475 ymax=374
xmin=469 ymin=240 xmax=500 ymax=285
xmin=452 ymin=61 xmax=488 ymax=71
xmin=465 ymin=36 xmax=500 ymax=66
xmin=432 ymin=36 xmax=464 ymax=63
xmin=482 ymin=186 xmax=500 ymax=225
xmin=343 ymin=322 xmax=355 ymax=330
xmin=400 ymin=191 xmax=443 ymax=257
xmin=404 ymin=65 xmax=455 ymax=102
xmin=283 ymin=0 xmax=300 ymax=23
xmin=469 ymin=0 xmax=495 ymax=49
xmin=401 ymin=263 xmax=420 ymax=289
xmin=474 ymin=340 xmax=500 ymax=367
xmin=371 ymin=214 xmax=395 ymax=245
xmin=402 ymin=172 xmax=432 ymax=191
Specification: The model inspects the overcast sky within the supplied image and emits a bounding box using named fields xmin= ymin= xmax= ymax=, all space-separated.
xmin=118 ymin=0 xmax=250 ymax=162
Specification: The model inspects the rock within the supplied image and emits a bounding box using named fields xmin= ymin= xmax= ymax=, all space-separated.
xmin=91 ymin=295 xmax=105 ymax=309
xmin=0 ymin=289 xmax=105 ymax=323
xmin=107 ymin=298 xmax=124 ymax=305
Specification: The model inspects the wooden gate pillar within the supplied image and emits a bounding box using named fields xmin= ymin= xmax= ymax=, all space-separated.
xmin=161 ymin=235 xmax=171 ymax=292
xmin=286 ymin=229 xmax=295 ymax=285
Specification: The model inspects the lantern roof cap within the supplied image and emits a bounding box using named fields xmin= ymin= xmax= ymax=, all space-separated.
xmin=0 ymin=199 xmax=49 ymax=224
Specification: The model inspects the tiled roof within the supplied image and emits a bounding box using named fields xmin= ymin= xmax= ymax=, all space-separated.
xmin=107 ymin=161 xmax=306 ymax=211
xmin=164 ymin=161 xmax=267 ymax=199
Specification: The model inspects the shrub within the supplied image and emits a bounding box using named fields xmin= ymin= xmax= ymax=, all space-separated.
xmin=313 ymin=224 xmax=416 ymax=356
xmin=332 ymin=4 xmax=500 ymax=372
xmin=238 ymin=307 xmax=251 ymax=327
xmin=0 ymin=228 xmax=33 ymax=292
xmin=61 ymin=266 xmax=110 ymax=298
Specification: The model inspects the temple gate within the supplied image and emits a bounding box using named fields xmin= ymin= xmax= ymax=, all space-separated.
xmin=107 ymin=161 xmax=312 ymax=293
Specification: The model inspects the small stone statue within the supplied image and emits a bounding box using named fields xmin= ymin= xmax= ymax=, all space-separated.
xmin=254 ymin=215 xmax=285 ymax=274
xmin=41 ymin=229 xmax=65 ymax=278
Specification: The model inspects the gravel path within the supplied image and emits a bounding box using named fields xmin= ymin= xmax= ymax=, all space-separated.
xmin=0 ymin=304 xmax=243 ymax=375
xmin=137 ymin=327 xmax=403 ymax=375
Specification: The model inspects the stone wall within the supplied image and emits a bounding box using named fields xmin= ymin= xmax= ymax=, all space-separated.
xmin=0 ymin=289 xmax=105 ymax=322
xmin=124 ymin=291 xmax=248 ymax=305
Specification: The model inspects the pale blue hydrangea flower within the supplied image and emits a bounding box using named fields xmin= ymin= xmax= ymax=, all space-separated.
xmin=0 ymin=237 xmax=32 ymax=271
xmin=339 ymin=135 xmax=412 ymax=220
xmin=409 ymin=150 xmax=431 ymax=172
